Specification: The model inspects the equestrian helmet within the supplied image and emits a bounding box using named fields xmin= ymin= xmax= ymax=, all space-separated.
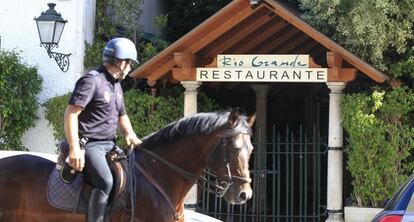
xmin=102 ymin=37 xmax=138 ymax=64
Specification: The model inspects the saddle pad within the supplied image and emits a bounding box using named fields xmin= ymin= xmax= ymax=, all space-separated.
xmin=47 ymin=168 xmax=89 ymax=213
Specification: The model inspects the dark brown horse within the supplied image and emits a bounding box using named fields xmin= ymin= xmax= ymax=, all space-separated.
xmin=0 ymin=110 xmax=255 ymax=222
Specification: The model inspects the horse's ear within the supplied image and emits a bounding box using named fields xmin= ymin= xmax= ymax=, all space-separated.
xmin=228 ymin=108 xmax=240 ymax=128
xmin=247 ymin=113 xmax=256 ymax=127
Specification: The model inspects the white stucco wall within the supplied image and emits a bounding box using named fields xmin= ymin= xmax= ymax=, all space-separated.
xmin=0 ymin=0 xmax=95 ymax=153
xmin=0 ymin=0 xmax=163 ymax=153
xmin=140 ymin=0 xmax=166 ymax=35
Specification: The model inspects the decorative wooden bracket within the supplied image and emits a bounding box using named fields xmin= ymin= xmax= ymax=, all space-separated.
xmin=147 ymin=80 xmax=157 ymax=87
xmin=172 ymin=68 xmax=197 ymax=81
xmin=171 ymin=52 xmax=213 ymax=81
xmin=174 ymin=52 xmax=212 ymax=68
xmin=326 ymin=51 xmax=357 ymax=82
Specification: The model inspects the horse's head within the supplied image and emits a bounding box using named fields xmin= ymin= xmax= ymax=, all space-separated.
xmin=208 ymin=109 xmax=256 ymax=205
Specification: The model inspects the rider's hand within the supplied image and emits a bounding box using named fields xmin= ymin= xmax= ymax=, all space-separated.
xmin=68 ymin=143 xmax=85 ymax=172
xmin=125 ymin=132 xmax=142 ymax=149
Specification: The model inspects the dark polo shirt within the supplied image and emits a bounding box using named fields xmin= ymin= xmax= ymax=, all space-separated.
xmin=69 ymin=66 xmax=126 ymax=140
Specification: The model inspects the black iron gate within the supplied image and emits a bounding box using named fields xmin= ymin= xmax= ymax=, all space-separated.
xmin=196 ymin=125 xmax=328 ymax=222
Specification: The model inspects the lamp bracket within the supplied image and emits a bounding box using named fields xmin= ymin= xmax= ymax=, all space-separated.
xmin=50 ymin=51 xmax=71 ymax=72
xmin=41 ymin=43 xmax=71 ymax=72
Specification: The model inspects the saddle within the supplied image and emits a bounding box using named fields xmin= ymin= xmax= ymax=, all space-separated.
xmin=47 ymin=141 xmax=131 ymax=214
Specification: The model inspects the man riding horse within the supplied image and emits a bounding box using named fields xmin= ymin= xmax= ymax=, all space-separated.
xmin=64 ymin=37 xmax=142 ymax=222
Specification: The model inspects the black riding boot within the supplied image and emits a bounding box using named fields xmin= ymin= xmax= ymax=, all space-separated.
xmin=88 ymin=189 xmax=109 ymax=222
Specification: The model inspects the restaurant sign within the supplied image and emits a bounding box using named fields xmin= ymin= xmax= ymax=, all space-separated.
xmin=196 ymin=54 xmax=327 ymax=82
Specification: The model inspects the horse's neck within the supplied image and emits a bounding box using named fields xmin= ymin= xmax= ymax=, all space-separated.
xmin=139 ymin=134 xmax=220 ymax=205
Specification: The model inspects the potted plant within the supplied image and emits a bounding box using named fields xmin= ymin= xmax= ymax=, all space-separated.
xmin=341 ymin=87 xmax=414 ymax=222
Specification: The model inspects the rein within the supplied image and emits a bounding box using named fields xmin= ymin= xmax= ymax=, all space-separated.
xmin=137 ymin=141 xmax=251 ymax=199
xmin=134 ymin=160 xmax=184 ymax=221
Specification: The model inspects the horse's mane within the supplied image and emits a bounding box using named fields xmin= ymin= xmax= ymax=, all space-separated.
xmin=140 ymin=112 xmax=251 ymax=148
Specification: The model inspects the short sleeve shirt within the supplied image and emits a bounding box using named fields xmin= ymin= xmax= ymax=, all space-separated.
xmin=69 ymin=66 xmax=127 ymax=140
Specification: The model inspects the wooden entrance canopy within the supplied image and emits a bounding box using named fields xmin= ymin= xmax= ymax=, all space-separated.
xmin=130 ymin=0 xmax=390 ymax=84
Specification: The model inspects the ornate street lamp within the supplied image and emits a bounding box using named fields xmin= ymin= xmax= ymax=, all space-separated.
xmin=34 ymin=3 xmax=71 ymax=72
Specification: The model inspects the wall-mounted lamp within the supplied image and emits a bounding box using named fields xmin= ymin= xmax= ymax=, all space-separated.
xmin=34 ymin=3 xmax=71 ymax=72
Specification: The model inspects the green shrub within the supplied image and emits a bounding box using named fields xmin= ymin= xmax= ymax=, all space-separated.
xmin=124 ymin=87 xmax=220 ymax=138
xmin=43 ymin=93 xmax=71 ymax=141
xmin=0 ymin=50 xmax=43 ymax=150
xmin=342 ymin=87 xmax=414 ymax=207
xmin=84 ymin=40 xmax=106 ymax=69
xmin=123 ymin=89 xmax=184 ymax=138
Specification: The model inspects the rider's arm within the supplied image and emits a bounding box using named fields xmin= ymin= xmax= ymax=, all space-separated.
xmin=118 ymin=114 xmax=142 ymax=147
xmin=64 ymin=104 xmax=84 ymax=171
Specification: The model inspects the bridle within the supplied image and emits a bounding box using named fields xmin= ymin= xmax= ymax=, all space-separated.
xmin=201 ymin=133 xmax=252 ymax=197
xmin=131 ymin=131 xmax=252 ymax=221
xmin=138 ymin=134 xmax=252 ymax=197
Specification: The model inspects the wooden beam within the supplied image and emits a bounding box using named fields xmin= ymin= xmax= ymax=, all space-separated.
xmin=272 ymin=35 xmax=310 ymax=54
xmin=229 ymin=19 xmax=287 ymax=54
xmin=147 ymin=59 xmax=176 ymax=81
xmin=290 ymin=40 xmax=319 ymax=54
xmin=174 ymin=52 xmax=197 ymax=67
xmin=206 ymin=8 xmax=275 ymax=56
xmin=130 ymin=0 xmax=247 ymax=78
xmin=174 ymin=52 xmax=212 ymax=68
xmin=327 ymin=51 xmax=343 ymax=68
xmin=206 ymin=57 xmax=218 ymax=68
xmin=254 ymin=27 xmax=299 ymax=54
xmin=326 ymin=51 xmax=356 ymax=82
xmin=172 ymin=68 xmax=197 ymax=81
xmin=186 ymin=5 xmax=256 ymax=53
xmin=327 ymin=68 xmax=357 ymax=82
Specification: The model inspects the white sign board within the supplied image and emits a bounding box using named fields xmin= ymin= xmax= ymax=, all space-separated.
xmin=196 ymin=55 xmax=327 ymax=82
xmin=217 ymin=54 xmax=309 ymax=68
xmin=196 ymin=68 xmax=327 ymax=82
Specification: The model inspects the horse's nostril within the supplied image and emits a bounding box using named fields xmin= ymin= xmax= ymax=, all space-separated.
xmin=239 ymin=192 xmax=247 ymax=201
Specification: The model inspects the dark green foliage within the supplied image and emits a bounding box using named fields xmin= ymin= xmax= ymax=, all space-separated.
xmin=164 ymin=0 xmax=231 ymax=42
xmin=43 ymin=93 xmax=71 ymax=141
xmin=389 ymin=48 xmax=414 ymax=79
xmin=84 ymin=40 xmax=106 ymax=69
xmin=83 ymin=0 xmax=117 ymax=68
xmin=342 ymin=87 xmax=414 ymax=207
xmin=300 ymin=0 xmax=414 ymax=74
xmin=0 ymin=50 xmax=42 ymax=150
xmin=83 ymin=0 xmax=141 ymax=68
xmin=137 ymin=14 xmax=169 ymax=64
xmin=300 ymin=0 xmax=414 ymax=207
xmin=123 ymin=89 xmax=184 ymax=138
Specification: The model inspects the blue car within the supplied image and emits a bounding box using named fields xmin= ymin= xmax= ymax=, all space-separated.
xmin=371 ymin=174 xmax=414 ymax=222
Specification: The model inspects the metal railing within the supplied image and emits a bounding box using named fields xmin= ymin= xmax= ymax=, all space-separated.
xmin=197 ymin=125 xmax=328 ymax=222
